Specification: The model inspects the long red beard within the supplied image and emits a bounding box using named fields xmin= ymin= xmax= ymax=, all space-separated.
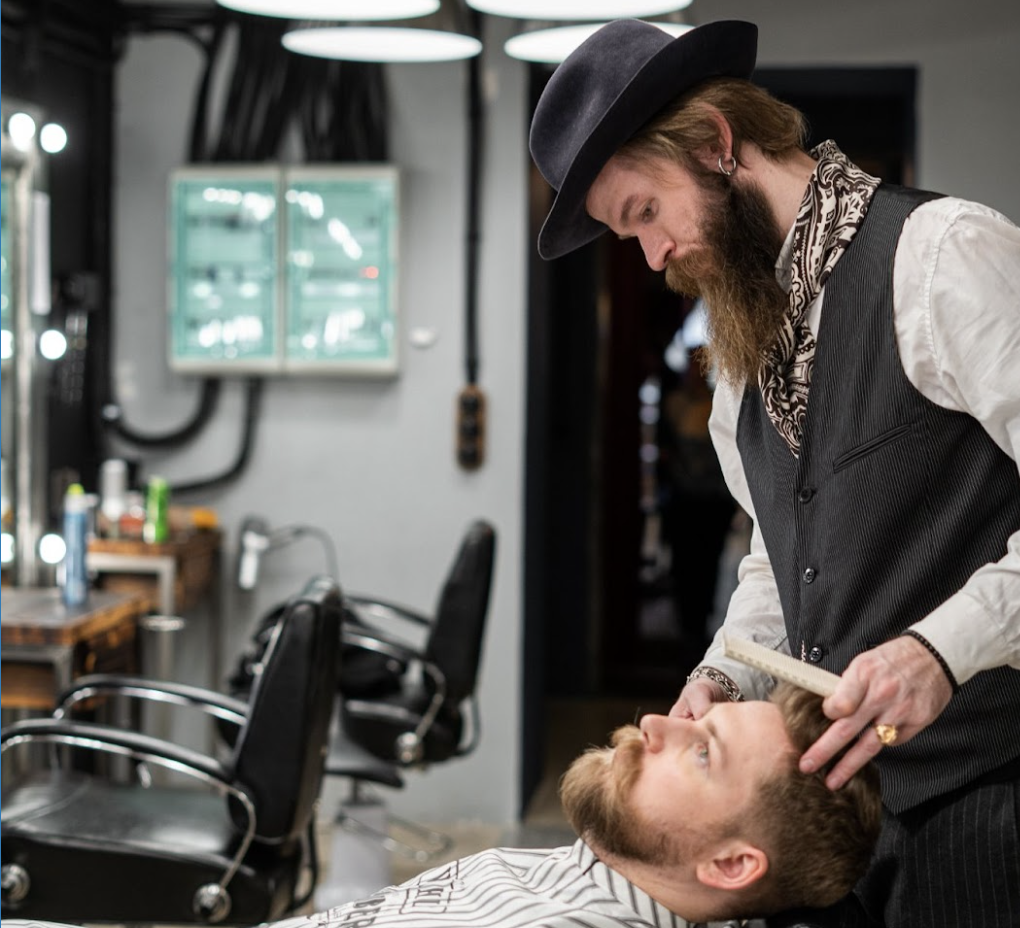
xmin=665 ymin=176 xmax=788 ymax=385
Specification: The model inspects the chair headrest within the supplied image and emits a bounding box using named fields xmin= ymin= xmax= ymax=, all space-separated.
xmin=426 ymin=520 xmax=496 ymax=704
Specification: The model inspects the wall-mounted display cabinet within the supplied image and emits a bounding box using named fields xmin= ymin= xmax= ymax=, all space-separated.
xmin=168 ymin=164 xmax=400 ymax=377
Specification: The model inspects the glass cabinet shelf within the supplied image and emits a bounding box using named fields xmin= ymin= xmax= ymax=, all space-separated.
xmin=168 ymin=167 xmax=281 ymax=372
xmin=284 ymin=166 xmax=399 ymax=376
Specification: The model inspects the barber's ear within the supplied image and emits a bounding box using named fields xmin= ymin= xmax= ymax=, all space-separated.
xmin=695 ymin=843 xmax=768 ymax=891
xmin=694 ymin=105 xmax=735 ymax=174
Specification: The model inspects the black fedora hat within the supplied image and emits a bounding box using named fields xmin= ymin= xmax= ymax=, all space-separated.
xmin=530 ymin=19 xmax=757 ymax=260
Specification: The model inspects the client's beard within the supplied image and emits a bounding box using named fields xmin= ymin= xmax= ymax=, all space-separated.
xmin=559 ymin=725 xmax=675 ymax=866
xmin=665 ymin=174 xmax=789 ymax=386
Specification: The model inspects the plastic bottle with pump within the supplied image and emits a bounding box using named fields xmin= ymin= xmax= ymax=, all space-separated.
xmin=63 ymin=483 xmax=90 ymax=608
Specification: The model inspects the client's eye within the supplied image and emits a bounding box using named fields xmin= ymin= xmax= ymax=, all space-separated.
xmin=695 ymin=743 xmax=710 ymax=766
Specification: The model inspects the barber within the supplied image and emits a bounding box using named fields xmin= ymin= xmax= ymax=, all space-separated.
xmin=528 ymin=19 xmax=1020 ymax=928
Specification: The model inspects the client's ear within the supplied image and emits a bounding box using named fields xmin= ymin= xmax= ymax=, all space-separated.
xmin=695 ymin=843 xmax=768 ymax=891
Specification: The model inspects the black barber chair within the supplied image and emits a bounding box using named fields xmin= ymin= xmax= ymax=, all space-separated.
xmin=328 ymin=519 xmax=496 ymax=864
xmin=0 ymin=576 xmax=342 ymax=925
xmin=340 ymin=518 xmax=497 ymax=769
xmin=221 ymin=520 xmax=497 ymax=865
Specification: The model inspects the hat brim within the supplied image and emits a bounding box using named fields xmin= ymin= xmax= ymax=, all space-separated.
xmin=537 ymin=21 xmax=757 ymax=260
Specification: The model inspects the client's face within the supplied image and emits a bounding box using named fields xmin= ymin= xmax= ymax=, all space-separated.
xmin=560 ymin=701 xmax=792 ymax=865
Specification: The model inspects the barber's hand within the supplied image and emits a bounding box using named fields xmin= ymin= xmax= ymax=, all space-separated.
xmin=799 ymin=635 xmax=954 ymax=789
xmin=669 ymin=677 xmax=727 ymax=719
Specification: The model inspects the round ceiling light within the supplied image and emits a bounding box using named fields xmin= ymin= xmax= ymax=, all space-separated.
xmin=505 ymin=21 xmax=692 ymax=64
xmin=468 ymin=0 xmax=691 ymax=20
xmin=218 ymin=0 xmax=439 ymax=20
xmin=283 ymin=26 xmax=482 ymax=63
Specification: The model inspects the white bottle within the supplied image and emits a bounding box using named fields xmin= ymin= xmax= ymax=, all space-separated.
xmin=99 ymin=458 xmax=128 ymax=538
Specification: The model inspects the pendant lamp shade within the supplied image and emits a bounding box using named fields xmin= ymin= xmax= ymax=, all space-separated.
xmin=282 ymin=2 xmax=481 ymax=63
xmin=283 ymin=25 xmax=481 ymax=62
xmin=218 ymin=0 xmax=439 ymax=20
xmin=466 ymin=0 xmax=690 ymax=20
xmin=505 ymin=19 xmax=692 ymax=63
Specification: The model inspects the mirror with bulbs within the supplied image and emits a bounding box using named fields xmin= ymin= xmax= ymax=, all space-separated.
xmin=1 ymin=96 xmax=70 ymax=588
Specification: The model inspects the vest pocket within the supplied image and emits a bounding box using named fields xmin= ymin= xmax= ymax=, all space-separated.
xmin=832 ymin=422 xmax=915 ymax=473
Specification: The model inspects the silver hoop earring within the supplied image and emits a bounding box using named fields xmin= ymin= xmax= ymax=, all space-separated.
xmin=718 ymin=154 xmax=737 ymax=176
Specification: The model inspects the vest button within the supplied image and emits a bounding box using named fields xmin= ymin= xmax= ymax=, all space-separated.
xmin=808 ymin=646 xmax=824 ymax=663
xmin=803 ymin=567 xmax=817 ymax=583
xmin=798 ymin=487 xmax=815 ymax=503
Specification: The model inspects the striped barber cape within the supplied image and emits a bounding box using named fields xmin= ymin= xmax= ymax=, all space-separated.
xmin=274 ymin=840 xmax=691 ymax=928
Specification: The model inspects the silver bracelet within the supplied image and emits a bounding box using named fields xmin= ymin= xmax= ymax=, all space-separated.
xmin=686 ymin=666 xmax=744 ymax=702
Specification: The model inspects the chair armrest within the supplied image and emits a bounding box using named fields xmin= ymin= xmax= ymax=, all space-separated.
xmin=343 ymin=628 xmax=422 ymax=666
xmin=346 ymin=594 xmax=432 ymax=630
xmin=54 ymin=674 xmax=249 ymax=727
xmin=1 ymin=716 xmax=231 ymax=782
xmin=343 ymin=629 xmax=449 ymax=767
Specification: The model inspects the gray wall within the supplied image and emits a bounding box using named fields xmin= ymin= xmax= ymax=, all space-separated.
xmin=111 ymin=0 xmax=1019 ymax=826
xmin=113 ymin=15 xmax=528 ymax=824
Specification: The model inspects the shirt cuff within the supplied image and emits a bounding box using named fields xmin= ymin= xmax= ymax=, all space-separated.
xmin=700 ymin=635 xmax=778 ymax=702
xmin=909 ymin=588 xmax=1019 ymax=686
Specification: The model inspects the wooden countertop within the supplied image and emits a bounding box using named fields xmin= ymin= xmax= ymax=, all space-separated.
xmin=1 ymin=587 xmax=149 ymax=648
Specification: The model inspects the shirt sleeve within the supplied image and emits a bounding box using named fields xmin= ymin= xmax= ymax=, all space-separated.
xmin=700 ymin=378 xmax=788 ymax=700
xmin=894 ymin=199 xmax=1020 ymax=683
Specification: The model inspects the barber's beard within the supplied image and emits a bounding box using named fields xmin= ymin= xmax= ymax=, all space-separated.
xmin=559 ymin=725 xmax=676 ymax=866
xmin=665 ymin=175 xmax=789 ymax=386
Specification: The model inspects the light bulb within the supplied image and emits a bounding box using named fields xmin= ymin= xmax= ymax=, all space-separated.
xmin=39 ymin=532 xmax=67 ymax=565
xmin=39 ymin=329 xmax=68 ymax=360
xmin=7 ymin=112 xmax=36 ymax=151
xmin=40 ymin=123 xmax=68 ymax=154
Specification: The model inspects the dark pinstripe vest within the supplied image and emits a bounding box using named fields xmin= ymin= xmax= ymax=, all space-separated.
xmin=737 ymin=184 xmax=1020 ymax=814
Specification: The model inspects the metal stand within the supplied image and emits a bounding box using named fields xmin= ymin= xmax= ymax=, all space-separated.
xmin=314 ymin=789 xmax=394 ymax=909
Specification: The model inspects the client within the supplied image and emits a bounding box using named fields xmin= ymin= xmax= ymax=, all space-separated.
xmin=1 ymin=686 xmax=879 ymax=928
xmin=274 ymin=683 xmax=880 ymax=928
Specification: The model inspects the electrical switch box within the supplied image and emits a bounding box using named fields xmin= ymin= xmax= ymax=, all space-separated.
xmin=456 ymin=384 xmax=486 ymax=470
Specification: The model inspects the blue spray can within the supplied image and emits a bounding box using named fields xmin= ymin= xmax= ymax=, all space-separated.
xmin=63 ymin=483 xmax=90 ymax=608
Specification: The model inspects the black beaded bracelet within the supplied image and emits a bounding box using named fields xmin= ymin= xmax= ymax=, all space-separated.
xmin=903 ymin=630 xmax=960 ymax=693
xmin=686 ymin=666 xmax=745 ymax=702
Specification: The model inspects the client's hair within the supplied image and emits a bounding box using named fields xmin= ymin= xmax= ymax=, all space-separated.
xmin=729 ymin=683 xmax=882 ymax=916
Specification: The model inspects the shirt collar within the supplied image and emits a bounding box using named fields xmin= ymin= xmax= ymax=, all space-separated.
xmin=775 ymin=221 xmax=797 ymax=294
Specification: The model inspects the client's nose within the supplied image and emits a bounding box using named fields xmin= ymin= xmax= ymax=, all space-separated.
xmin=639 ymin=714 xmax=684 ymax=753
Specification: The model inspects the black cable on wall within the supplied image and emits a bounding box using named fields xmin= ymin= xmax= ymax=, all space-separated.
xmin=170 ymin=377 xmax=264 ymax=496
xmin=106 ymin=3 xmax=227 ymax=454
xmin=103 ymin=6 xmax=390 ymax=494
xmin=464 ymin=16 xmax=483 ymax=387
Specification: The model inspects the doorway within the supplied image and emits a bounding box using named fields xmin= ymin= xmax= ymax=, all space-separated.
xmin=519 ymin=64 xmax=917 ymax=817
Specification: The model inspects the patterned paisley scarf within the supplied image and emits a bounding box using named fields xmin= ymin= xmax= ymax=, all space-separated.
xmin=758 ymin=140 xmax=881 ymax=455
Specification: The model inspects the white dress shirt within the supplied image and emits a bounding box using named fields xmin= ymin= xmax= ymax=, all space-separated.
xmin=705 ymin=196 xmax=1020 ymax=696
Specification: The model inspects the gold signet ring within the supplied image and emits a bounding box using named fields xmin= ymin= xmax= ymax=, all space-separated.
xmin=875 ymin=723 xmax=899 ymax=746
